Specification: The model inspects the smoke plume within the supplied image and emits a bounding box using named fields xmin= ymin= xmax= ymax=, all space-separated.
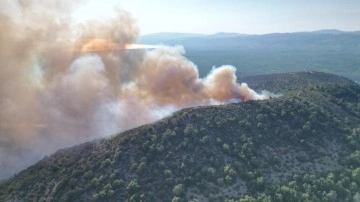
xmin=0 ymin=0 xmax=271 ymax=179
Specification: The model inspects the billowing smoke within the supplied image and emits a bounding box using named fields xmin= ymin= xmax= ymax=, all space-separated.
xmin=0 ymin=0 xmax=271 ymax=180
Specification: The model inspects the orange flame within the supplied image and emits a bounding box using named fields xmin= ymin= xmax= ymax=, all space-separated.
xmin=80 ymin=39 xmax=122 ymax=52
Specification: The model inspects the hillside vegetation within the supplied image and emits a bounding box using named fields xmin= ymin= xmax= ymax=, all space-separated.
xmin=1 ymin=72 xmax=360 ymax=201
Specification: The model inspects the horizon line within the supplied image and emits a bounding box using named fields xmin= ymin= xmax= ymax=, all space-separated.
xmin=140 ymin=29 xmax=360 ymax=37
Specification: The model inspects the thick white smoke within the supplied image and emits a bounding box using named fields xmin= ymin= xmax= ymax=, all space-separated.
xmin=0 ymin=0 xmax=272 ymax=179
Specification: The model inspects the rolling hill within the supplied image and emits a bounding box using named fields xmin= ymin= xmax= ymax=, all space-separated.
xmin=1 ymin=72 xmax=360 ymax=201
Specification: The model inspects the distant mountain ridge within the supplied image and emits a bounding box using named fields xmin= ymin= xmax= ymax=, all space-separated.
xmin=139 ymin=29 xmax=360 ymax=42
xmin=139 ymin=30 xmax=360 ymax=82
xmin=311 ymin=29 xmax=360 ymax=34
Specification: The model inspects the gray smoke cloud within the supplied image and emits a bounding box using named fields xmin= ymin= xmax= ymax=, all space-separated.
xmin=0 ymin=0 xmax=271 ymax=180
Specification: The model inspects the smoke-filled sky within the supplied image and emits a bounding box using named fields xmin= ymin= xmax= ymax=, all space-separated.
xmin=74 ymin=0 xmax=360 ymax=35
xmin=0 ymin=0 xmax=276 ymax=180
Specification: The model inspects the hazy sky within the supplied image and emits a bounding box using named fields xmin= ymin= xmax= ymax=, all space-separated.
xmin=74 ymin=0 xmax=360 ymax=35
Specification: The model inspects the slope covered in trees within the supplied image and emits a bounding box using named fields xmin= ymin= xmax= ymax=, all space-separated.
xmin=1 ymin=72 xmax=360 ymax=201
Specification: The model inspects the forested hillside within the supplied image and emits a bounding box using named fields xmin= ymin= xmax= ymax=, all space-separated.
xmin=1 ymin=72 xmax=360 ymax=201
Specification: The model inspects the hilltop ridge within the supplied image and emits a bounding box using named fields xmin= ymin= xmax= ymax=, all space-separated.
xmin=1 ymin=72 xmax=360 ymax=201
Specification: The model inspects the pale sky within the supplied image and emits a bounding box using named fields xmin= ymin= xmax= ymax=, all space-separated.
xmin=74 ymin=0 xmax=360 ymax=35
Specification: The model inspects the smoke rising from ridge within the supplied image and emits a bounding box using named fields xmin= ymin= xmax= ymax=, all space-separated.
xmin=0 ymin=0 xmax=272 ymax=179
